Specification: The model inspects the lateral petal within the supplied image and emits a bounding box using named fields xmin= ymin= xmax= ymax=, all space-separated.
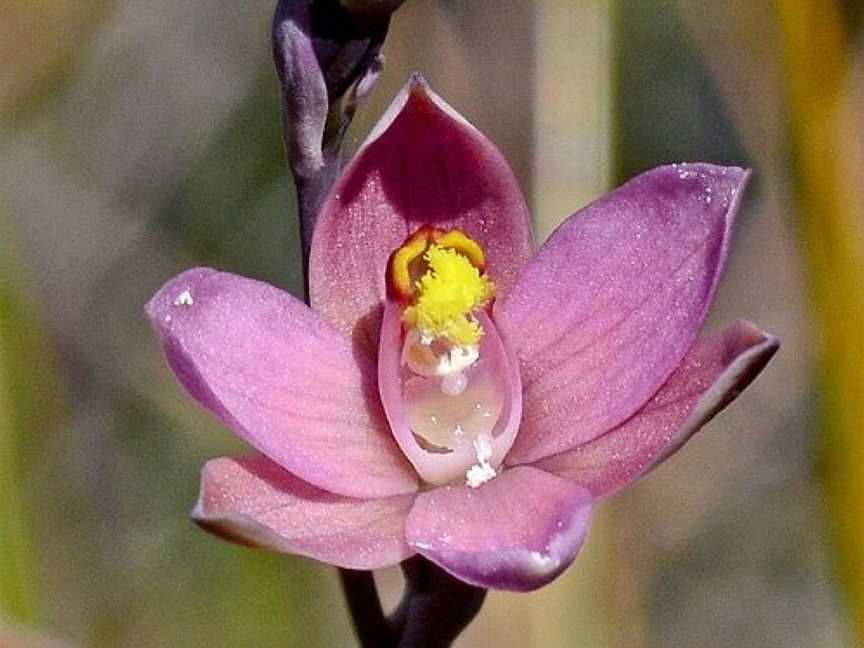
xmin=498 ymin=164 xmax=749 ymax=463
xmin=146 ymin=268 xmax=418 ymax=498
xmin=537 ymin=321 xmax=779 ymax=498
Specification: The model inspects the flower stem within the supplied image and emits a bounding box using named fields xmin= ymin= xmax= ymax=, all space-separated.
xmin=339 ymin=568 xmax=399 ymax=647
xmin=393 ymin=557 xmax=487 ymax=648
xmin=340 ymin=558 xmax=487 ymax=648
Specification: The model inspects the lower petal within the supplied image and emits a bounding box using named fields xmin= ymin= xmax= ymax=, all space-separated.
xmin=193 ymin=455 xmax=416 ymax=570
xmin=537 ymin=321 xmax=780 ymax=498
xmin=405 ymin=466 xmax=593 ymax=591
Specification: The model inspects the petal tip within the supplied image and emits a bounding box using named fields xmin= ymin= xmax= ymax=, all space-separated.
xmin=729 ymin=321 xmax=781 ymax=381
xmin=728 ymin=320 xmax=781 ymax=361
xmin=395 ymin=72 xmax=476 ymax=135
xmin=659 ymin=162 xmax=751 ymax=199
xmin=407 ymin=71 xmax=428 ymax=91
xmin=190 ymin=457 xmax=291 ymax=551
xmin=144 ymin=267 xmax=218 ymax=332
xmin=190 ymin=486 xmax=262 ymax=550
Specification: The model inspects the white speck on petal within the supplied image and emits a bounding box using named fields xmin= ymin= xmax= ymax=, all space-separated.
xmin=465 ymin=433 xmax=496 ymax=488
xmin=474 ymin=433 xmax=493 ymax=463
xmin=466 ymin=463 xmax=496 ymax=488
xmin=174 ymin=289 xmax=194 ymax=307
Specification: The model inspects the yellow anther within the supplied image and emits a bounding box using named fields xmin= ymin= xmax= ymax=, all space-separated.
xmin=432 ymin=230 xmax=486 ymax=271
xmin=387 ymin=226 xmax=487 ymax=302
xmin=402 ymin=244 xmax=495 ymax=346
xmin=389 ymin=229 xmax=430 ymax=301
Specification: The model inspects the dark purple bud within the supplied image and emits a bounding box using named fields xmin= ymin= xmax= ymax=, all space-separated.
xmin=272 ymin=0 xmax=402 ymax=287
xmin=340 ymin=0 xmax=406 ymax=20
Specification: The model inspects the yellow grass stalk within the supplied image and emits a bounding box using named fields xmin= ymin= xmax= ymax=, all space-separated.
xmin=776 ymin=0 xmax=864 ymax=639
xmin=0 ymin=218 xmax=40 ymax=623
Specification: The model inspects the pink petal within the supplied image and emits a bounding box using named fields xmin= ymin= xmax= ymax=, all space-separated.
xmin=309 ymin=75 xmax=534 ymax=357
xmin=192 ymin=455 xmax=416 ymax=570
xmin=536 ymin=321 xmax=779 ymax=498
xmin=405 ymin=466 xmax=593 ymax=591
xmin=377 ymin=301 xmax=522 ymax=486
xmin=498 ymin=164 xmax=749 ymax=464
xmin=146 ymin=268 xmax=418 ymax=499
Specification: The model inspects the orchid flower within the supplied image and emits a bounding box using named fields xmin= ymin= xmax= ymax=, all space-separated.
xmin=146 ymin=76 xmax=779 ymax=592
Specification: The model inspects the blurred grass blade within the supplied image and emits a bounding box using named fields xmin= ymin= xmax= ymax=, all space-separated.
xmin=0 ymin=211 xmax=62 ymax=624
xmin=0 ymin=274 xmax=36 ymax=622
xmin=776 ymin=0 xmax=864 ymax=640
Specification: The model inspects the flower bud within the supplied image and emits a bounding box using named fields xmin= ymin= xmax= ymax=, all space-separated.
xmin=271 ymin=0 xmax=404 ymax=277
xmin=340 ymin=0 xmax=406 ymax=20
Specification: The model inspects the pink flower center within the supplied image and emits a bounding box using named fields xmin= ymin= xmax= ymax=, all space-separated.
xmin=378 ymin=228 xmax=522 ymax=487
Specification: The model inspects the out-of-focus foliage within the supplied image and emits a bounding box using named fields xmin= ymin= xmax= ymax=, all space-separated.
xmin=154 ymin=73 xmax=303 ymax=291
xmin=0 ymin=0 xmax=109 ymax=125
xmin=613 ymin=0 xmax=748 ymax=178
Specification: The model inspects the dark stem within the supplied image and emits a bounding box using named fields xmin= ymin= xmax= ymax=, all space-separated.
xmin=339 ymin=568 xmax=400 ymax=647
xmin=394 ymin=557 xmax=488 ymax=648
xmin=339 ymin=558 xmax=487 ymax=648
xmin=293 ymin=153 xmax=341 ymax=297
